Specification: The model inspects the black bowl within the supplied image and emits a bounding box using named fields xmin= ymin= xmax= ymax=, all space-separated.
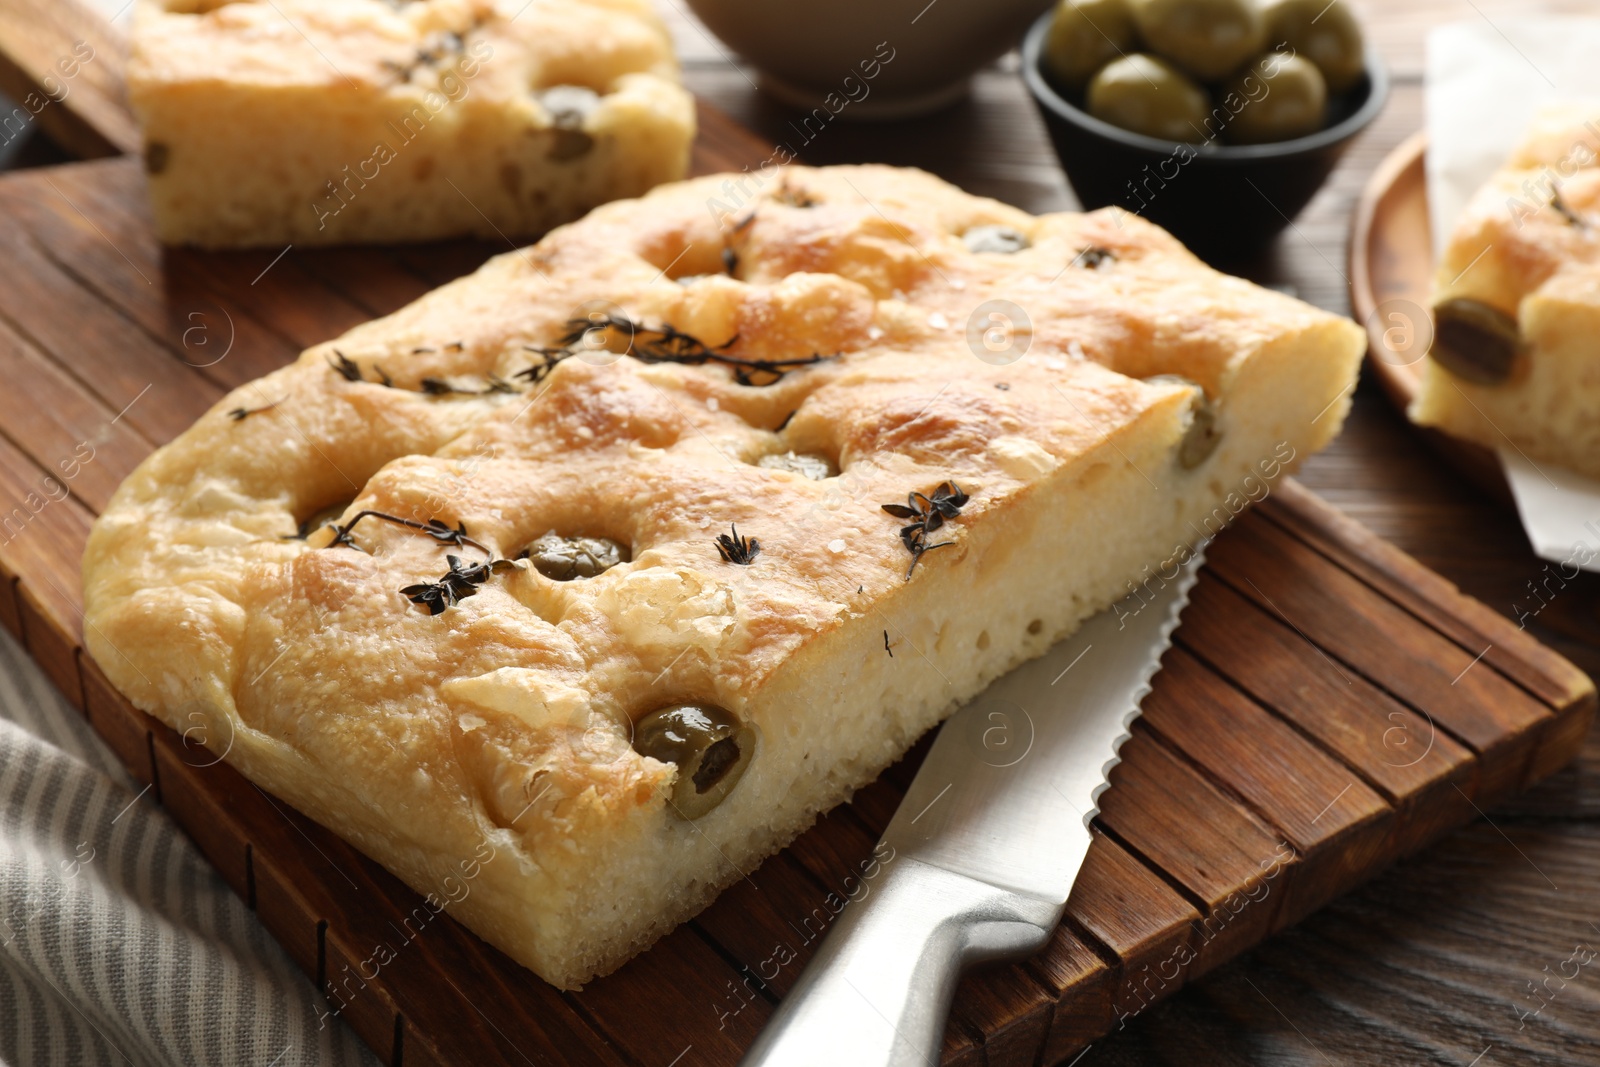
xmin=1020 ymin=11 xmax=1388 ymax=265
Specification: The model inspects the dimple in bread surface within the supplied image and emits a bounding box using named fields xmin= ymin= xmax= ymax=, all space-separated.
xmin=82 ymin=164 xmax=1363 ymax=988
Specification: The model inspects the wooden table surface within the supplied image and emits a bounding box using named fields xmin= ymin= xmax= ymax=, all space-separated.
xmin=4 ymin=0 xmax=1599 ymax=1063
xmin=657 ymin=1 xmax=1600 ymax=1064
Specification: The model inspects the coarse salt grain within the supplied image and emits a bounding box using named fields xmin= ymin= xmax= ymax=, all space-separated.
xmin=827 ymin=539 xmax=846 ymax=554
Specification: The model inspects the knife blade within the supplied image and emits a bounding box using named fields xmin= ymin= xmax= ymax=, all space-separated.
xmin=740 ymin=550 xmax=1204 ymax=1067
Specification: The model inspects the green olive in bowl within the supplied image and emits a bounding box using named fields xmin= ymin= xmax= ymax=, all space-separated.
xmin=1131 ymin=0 xmax=1266 ymax=81
xmin=1042 ymin=0 xmax=1138 ymax=90
xmin=1086 ymin=54 xmax=1211 ymax=142
xmin=1224 ymin=52 xmax=1327 ymax=145
xmin=1261 ymin=0 xmax=1365 ymax=92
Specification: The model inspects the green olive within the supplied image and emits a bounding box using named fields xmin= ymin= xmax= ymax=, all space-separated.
xmin=1148 ymin=375 xmax=1222 ymax=467
xmin=757 ymin=451 xmax=836 ymax=480
xmin=1042 ymin=0 xmax=1138 ymax=90
xmin=1430 ymin=298 xmax=1522 ymax=385
xmin=538 ymin=85 xmax=599 ymax=160
xmin=1179 ymin=402 xmax=1222 ymax=467
xmin=634 ymin=704 xmax=755 ymax=819
xmin=1261 ymin=0 xmax=1364 ymax=93
xmin=1224 ymin=53 xmax=1327 ymax=144
xmin=963 ymin=225 xmax=1031 ymax=254
xmin=1086 ymin=54 xmax=1212 ymax=143
xmin=526 ymin=531 xmax=629 ymax=580
xmin=1132 ymin=0 xmax=1267 ymax=81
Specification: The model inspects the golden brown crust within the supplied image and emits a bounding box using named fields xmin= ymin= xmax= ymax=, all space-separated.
xmin=83 ymin=164 xmax=1361 ymax=987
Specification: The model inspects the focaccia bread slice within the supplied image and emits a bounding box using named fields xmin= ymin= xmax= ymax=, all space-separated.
xmin=82 ymin=165 xmax=1363 ymax=989
xmin=130 ymin=0 xmax=694 ymax=248
xmin=1412 ymin=103 xmax=1600 ymax=479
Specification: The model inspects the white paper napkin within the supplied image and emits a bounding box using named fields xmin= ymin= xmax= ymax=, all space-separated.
xmin=1426 ymin=19 xmax=1600 ymax=571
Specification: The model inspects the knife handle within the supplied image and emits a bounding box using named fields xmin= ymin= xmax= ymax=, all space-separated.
xmin=738 ymin=855 xmax=1061 ymax=1067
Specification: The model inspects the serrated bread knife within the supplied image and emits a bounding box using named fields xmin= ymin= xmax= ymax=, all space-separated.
xmin=740 ymin=551 xmax=1204 ymax=1067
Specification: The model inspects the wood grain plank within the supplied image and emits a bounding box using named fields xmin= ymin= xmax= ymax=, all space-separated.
xmin=0 ymin=574 xmax=19 ymax=640
xmin=1175 ymin=577 xmax=1474 ymax=801
xmin=1070 ymin=836 xmax=1199 ymax=972
xmin=1067 ymin=833 xmax=1199 ymax=1029
xmin=1260 ymin=483 xmax=1600 ymax=792
xmin=1029 ymin=926 xmax=1112 ymax=1065
xmin=315 ymin=836 xmax=625 ymax=1067
xmin=958 ymin=965 xmax=1055 ymax=1067
xmin=36 ymin=163 xmax=312 ymax=388
xmin=293 ymin=246 xmax=440 ymax=320
xmin=690 ymin=99 xmax=782 ymax=174
xmin=1142 ymin=649 xmax=1390 ymax=853
xmin=0 ymin=313 xmax=153 ymax=511
xmin=1205 ymin=514 xmax=1551 ymax=806
xmin=0 ymin=429 xmax=93 ymax=642
xmin=0 ymin=168 xmax=302 ymax=399
xmin=570 ymin=925 xmax=777 ymax=1067
xmin=0 ymin=0 xmax=138 ymax=159
xmin=690 ymin=853 xmax=841 ymax=1002
xmin=17 ymin=586 xmax=82 ymax=709
xmin=0 ymin=210 xmax=222 ymax=445
xmin=1095 ymin=727 xmax=1292 ymax=974
xmin=1263 ymin=481 xmax=1594 ymax=712
xmin=1176 ymin=579 xmax=1480 ymax=857
xmin=1138 ymin=651 xmax=1396 ymax=931
xmin=164 ymin=245 xmax=377 ymax=355
xmin=79 ymin=655 xmax=155 ymax=788
xmin=147 ymin=732 xmax=255 ymax=908
xmin=381 ymin=240 xmax=502 ymax=291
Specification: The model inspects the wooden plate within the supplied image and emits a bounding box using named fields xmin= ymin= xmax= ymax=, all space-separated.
xmin=1347 ymin=131 xmax=1511 ymax=502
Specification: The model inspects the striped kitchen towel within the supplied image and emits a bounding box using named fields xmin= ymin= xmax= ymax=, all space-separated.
xmin=0 ymin=629 xmax=376 ymax=1067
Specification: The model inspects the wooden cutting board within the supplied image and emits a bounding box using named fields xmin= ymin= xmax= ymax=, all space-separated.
xmin=0 ymin=120 xmax=1594 ymax=1067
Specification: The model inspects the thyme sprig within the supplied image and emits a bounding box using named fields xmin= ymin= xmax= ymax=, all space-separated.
xmin=770 ymin=178 xmax=818 ymax=208
xmin=298 ymin=505 xmax=527 ymax=615
xmin=401 ymin=554 xmax=522 ymax=615
xmin=514 ymin=345 xmax=572 ymax=386
xmin=329 ymin=350 xmax=365 ymax=382
xmin=329 ymin=313 xmax=832 ymax=397
xmin=227 ymin=399 xmax=282 ymax=421
xmin=715 ymin=523 xmax=761 ymax=565
xmin=881 ymin=481 xmax=970 ymax=579
xmin=323 ymin=509 xmax=491 ymax=556
xmin=330 ymin=349 xmax=516 ymax=397
xmin=419 ymin=374 xmax=517 ymax=396
xmin=1552 ymin=190 xmax=1589 ymax=229
xmin=380 ymin=29 xmax=466 ymax=85
xmin=557 ymin=314 xmax=833 ymax=386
